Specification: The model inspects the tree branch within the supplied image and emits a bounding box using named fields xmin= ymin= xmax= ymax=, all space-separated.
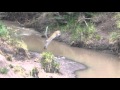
xmin=84 ymin=20 xmax=88 ymax=27
xmin=45 ymin=26 xmax=48 ymax=39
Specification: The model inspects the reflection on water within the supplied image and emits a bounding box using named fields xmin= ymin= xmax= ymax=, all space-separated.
xmin=3 ymin=20 xmax=120 ymax=78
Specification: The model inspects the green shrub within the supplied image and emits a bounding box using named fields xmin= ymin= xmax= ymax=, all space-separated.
xmin=30 ymin=67 xmax=39 ymax=77
xmin=70 ymin=22 xmax=96 ymax=42
xmin=94 ymin=34 xmax=101 ymax=41
xmin=0 ymin=22 xmax=9 ymax=38
xmin=13 ymin=66 xmax=25 ymax=73
xmin=109 ymin=31 xmax=120 ymax=42
xmin=0 ymin=67 xmax=9 ymax=74
xmin=41 ymin=52 xmax=60 ymax=73
xmin=49 ymin=13 xmax=98 ymax=43
xmin=114 ymin=13 xmax=120 ymax=29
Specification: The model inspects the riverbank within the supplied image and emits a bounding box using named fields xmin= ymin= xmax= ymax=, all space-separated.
xmin=0 ymin=51 xmax=86 ymax=78
xmin=1 ymin=12 xmax=120 ymax=57
xmin=0 ymin=34 xmax=86 ymax=78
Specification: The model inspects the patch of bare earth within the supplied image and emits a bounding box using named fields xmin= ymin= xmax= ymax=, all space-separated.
xmin=0 ymin=51 xmax=86 ymax=78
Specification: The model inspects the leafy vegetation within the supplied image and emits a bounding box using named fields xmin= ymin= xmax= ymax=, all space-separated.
xmin=0 ymin=67 xmax=9 ymax=74
xmin=0 ymin=21 xmax=28 ymax=51
xmin=13 ymin=66 xmax=27 ymax=76
xmin=109 ymin=31 xmax=120 ymax=43
xmin=15 ymin=40 xmax=28 ymax=50
xmin=0 ymin=22 xmax=10 ymax=38
xmin=30 ymin=67 xmax=39 ymax=77
xmin=41 ymin=52 xmax=60 ymax=73
xmin=54 ymin=14 xmax=99 ymax=43
xmin=114 ymin=12 xmax=120 ymax=29
xmin=0 ymin=23 xmax=28 ymax=57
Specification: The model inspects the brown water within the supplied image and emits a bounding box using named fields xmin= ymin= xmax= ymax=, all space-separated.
xmin=2 ymin=20 xmax=120 ymax=78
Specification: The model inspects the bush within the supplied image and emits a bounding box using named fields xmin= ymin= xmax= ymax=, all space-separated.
xmin=0 ymin=22 xmax=9 ymax=38
xmin=41 ymin=52 xmax=60 ymax=73
xmin=109 ymin=31 xmax=120 ymax=43
xmin=30 ymin=67 xmax=39 ymax=77
xmin=53 ymin=14 xmax=98 ymax=43
xmin=13 ymin=66 xmax=25 ymax=73
xmin=114 ymin=12 xmax=120 ymax=29
xmin=0 ymin=67 xmax=9 ymax=74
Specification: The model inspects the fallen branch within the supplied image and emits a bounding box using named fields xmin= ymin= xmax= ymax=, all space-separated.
xmin=45 ymin=26 xmax=48 ymax=39
xmin=83 ymin=20 xmax=88 ymax=27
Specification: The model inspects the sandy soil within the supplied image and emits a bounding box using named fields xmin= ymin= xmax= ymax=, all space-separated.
xmin=0 ymin=52 xmax=86 ymax=78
